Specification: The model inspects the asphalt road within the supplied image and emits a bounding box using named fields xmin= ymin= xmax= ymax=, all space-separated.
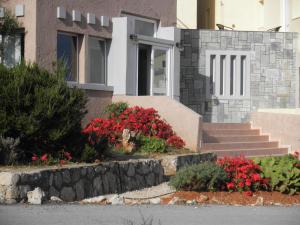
xmin=0 ymin=204 xmax=299 ymax=225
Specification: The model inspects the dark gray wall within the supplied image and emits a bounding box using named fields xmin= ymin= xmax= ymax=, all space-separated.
xmin=180 ymin=29 xmax=299 ymax=123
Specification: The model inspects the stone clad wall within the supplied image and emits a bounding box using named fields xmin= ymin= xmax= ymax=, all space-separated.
xmin=0 ymin=153 xmax=215 ymax=203
xmin=180 ymin=30 xmax=299 ymax=122
xmin=0 ymin=159 xmax=164 ymax=203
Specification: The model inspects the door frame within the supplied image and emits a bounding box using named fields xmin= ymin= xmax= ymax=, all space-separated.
xmin=136 ymin=40 xmax=172 ymax=96
xmin=150 ymin=45 xmax=170 ymax=96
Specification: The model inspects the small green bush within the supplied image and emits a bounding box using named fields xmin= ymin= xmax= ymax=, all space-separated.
xmin=104 ymin=102 xmax=128 ymax=118
xmin=254 ymin=155 xmax=300 ymax=195
xmin=139 ymin=136 xmax=167 ymax=153
xmin=0 ymin=136 xmax=21 ymax=165
xmin=170 ymin=162 xmax=228 ymax=192
xmin=0 ymin=63 xmax=87 ymax=164
xmin=81 ymin=144 xmax=97 ymax=163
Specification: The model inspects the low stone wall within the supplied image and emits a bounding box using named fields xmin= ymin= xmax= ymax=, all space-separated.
xmin=0 ymin=159 xmax=164 ymax=204
xmin=160 ymin=153 xmax=216 ymax=176
xmin=0 ymin=153 xmax=215 ymax=204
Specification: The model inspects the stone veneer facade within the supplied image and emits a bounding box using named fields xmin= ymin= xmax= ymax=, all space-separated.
xmin=0 ymin=153 xmax=215 ymax=203
xmin=180 ymin=30 xmax=299 ymax=123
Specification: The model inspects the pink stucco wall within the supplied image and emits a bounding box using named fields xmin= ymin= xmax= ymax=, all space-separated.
xmin=2 ymin=0 xmax=177 ymax=70
xmin=251 ymin=112 xmax=300 ymax=151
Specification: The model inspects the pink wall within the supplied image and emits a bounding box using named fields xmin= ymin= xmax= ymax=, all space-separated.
xmin=36 ymin=0 xmax=177 ymax=70
xmin=2 ymin=0 xmax=177 ymax=70
xmin=251 ymin=112 xmax=300 ymax=151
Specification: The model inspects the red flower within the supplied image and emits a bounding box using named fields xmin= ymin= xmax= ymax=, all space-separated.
xmin=238 ymin=181 xmax=245 ymax=188
xmin=41 ymin=154 xmax=47 ymax=161
xmin=251 ymin=173 xmax=261 ymax=182
xmin=218 ymin=156 xmax=268 ymax=193
xmin=31 ymin=154 xmax=38 ymax=161
xmin=152 ymin=123 xmax=157 ymax=130
xmin=227 ymin=182 xmax=235 ymax=190
xmin=59 ymin=160 xmax=65 ymax=166
xmin=296 ymin=163 xmax=300 ymax=168
xmin=245 ymin=179 xmax=252 ymax=186
xmin=82 ymin=106 xmax=185 ymax=148
xmin=244 ymin=191 xmax=253 ymax=197
xmin=64 ymin=152 xmax=72 ymax=160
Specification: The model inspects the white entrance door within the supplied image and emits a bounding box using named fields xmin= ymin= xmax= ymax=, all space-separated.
xmin=151 ymin=47 xmax=170 ymax=96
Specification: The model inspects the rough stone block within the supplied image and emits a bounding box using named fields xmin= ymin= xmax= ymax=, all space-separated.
xmin=27 ymin=187 xmax=45 ymax=205
xmin=0 ymin=172 xmax=20 ymax=186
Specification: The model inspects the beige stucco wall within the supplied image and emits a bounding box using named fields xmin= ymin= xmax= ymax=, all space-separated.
xmin=214 ymin=0 xmax=264 ymax=31
xmin=177 ymin=0 xmax=198 ymax=29
xmin=113 ymin=96 xmax=203 ymax=152
xmin=251 ymin=111 xmax=300 ymax=151
xmin=1 ymin=0 xmax=37 ymax=63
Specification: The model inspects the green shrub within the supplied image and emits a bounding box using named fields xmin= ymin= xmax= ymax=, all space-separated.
xmin=0 ymin=136 xmax=21 ymax=165
xmin=170 ymin=162 xmax=228 ymax=192
xmin=81 ymin=144 xmax=97 ymax=163
xmin=104 ymin=102 xmax=128 ymax=118
xmin=139 ymin=136 xmax=167 ymax=153
xmin=0 ymin=63 xmax=87 ymax=164
xmin=254 ymin=155 xmax=300 ymax=195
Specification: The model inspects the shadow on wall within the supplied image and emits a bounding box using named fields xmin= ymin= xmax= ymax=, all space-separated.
xmin=179 ymin=31 xmax=216 ymax=123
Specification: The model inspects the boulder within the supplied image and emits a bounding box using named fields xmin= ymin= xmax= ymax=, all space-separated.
xmin=27 ymin=187 xmax=45 ymax=205
xmin=0 ymin=172 xmax=20 ymax=186
xmin=149 ymin=198 xmax=161 ymax=204
xmin=50 ymin=196 xmax=63 ymax=202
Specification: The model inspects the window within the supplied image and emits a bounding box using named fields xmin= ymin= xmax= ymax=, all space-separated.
xmin=87 ymin=37 xmax=106 ymax=84
xmin=240 ymin=56 xmax=246 ymax=96
xmin=206 ymin=50 xmax=250 ymax=99
xmin=230 ymin=56 xmax=236 ymax=96
xmin=220 ymin=55 xmax=225 ymax=96
xmin=209 ymin=55 xmax=216 ymax=94
xmin=0 ymin=33 xmax=24 ymax=67
xmin=57 ymin=33 xmax=78 ymax=82
xmin=135 ymin=20 xmax=155 ymax=36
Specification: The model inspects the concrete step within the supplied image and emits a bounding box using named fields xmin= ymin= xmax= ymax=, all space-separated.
xmin=201 ymin=147 xmax=288 ymax=158
xmin=203 ymin=123 xmax=251 ymax=130
xmin=202 ymin=141 xmax=279 ymax=150
xmin=203 ymin=135 xmax=269 ymax=143
xmin=204 ymin=129 xmax=260 ymax=136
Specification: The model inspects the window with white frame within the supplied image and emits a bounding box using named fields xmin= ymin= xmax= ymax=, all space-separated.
xmin=87 ymin=37 xmax=106 ymax=84
xmin=206 ymin=51 xmax=250 ymax=99
xmin=57 ymin=33 xmax=78 ymax=82
xmin=123 ymin=14 xmax=157 ymax=37
xmin=135 ymin=19 xmax=155 ymax=36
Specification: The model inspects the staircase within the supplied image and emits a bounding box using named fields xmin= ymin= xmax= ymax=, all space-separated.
xmin=201 ymin=123 xmax=288 ymax=158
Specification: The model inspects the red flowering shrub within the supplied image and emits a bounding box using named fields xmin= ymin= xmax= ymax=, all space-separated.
xmin=31 ymin=151 xmax=72 ymax=166
xmin=217 ymin=156 xmax=269 ymax=196
xmin=82 ymin=106 xmax=185 ymax=150
xmin=166 ymin=136 xmax=185 ymax=149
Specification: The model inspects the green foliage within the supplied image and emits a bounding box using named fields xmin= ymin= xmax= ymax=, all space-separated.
xmin=138 ymin=136 xmax=167 ymax=153
xmin=0 ymin=63 xmax=87 ymax=164
xmin=0 ymin=136 xmax=22 ymax=165
xmin=81 ymin=144 xmax=97 ymax=163
xmin=0 ymin=11 xmax=20 ymax=35
xmin=254 ymin=155 xmax=300 ymax=195
xmin=104 ymin=102 xmax=128 ymax=118
xmin=170 ymin=162 xmax=228 ymax=192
